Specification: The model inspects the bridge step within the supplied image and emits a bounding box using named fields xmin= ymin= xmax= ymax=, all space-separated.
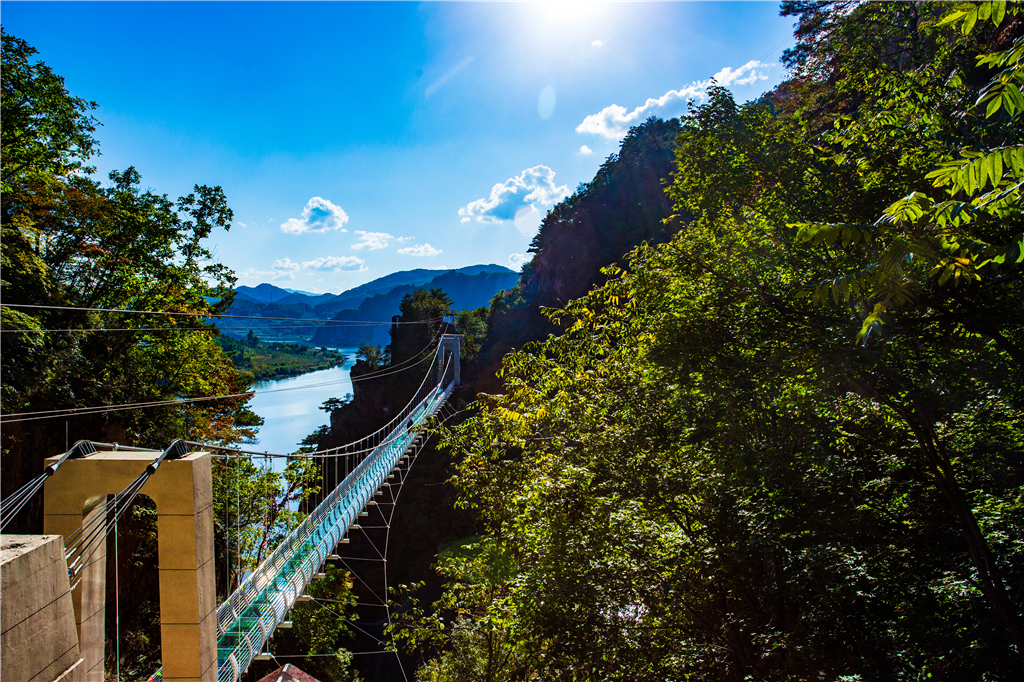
xmin=312 ymin=573 xmax=326 ymax=580
xmin=296 ymin=595 xmax=313 ymax=603
xmin=277 ymin=621 xmax=293 ymax=630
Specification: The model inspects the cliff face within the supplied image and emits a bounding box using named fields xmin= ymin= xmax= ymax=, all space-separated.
xmin=475 ymin=117 xmax=685 ymax=389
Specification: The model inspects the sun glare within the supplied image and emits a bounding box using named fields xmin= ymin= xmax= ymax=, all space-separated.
xmin=528 ymin=1 xmax=621 ymax=44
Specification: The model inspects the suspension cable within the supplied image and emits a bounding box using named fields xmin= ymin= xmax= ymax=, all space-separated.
xmin=0 ymin=441 xmax=158 ymax=532
xmin=65 ymin=440 xmax=190 ymax=587
xmin=0 ymin=322 xmax=446 ymax=424
xmin=0 ymin=303 xmax=444 ymax=326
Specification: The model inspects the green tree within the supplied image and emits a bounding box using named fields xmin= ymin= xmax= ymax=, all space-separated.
xmin=1 ymin=29 xmax=99 ymax=194
xmin=387 ymin=287 xmax=451 ymax=364
xmin=213 ymin=455 xmax=321 ymax=595
xmin=416 ymin=4 xmax=1024 ymax=679
xmin=2 ymin=32 xmax=260 ymax=535
xmin=357 ymin=342 xmax=385 ymax=371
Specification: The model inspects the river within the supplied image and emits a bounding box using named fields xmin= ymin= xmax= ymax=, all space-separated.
xmin=246 ymin=348 xmax=360 ymax=461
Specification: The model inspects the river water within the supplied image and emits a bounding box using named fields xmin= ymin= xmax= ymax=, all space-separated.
xmin=247 ymin=348 xmax=359 ymax=459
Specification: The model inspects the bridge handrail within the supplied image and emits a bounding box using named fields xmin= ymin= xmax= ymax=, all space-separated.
xmin=211 ymin=380 xmax=454 ymax=682
xmin=214 ymin=379 xmax=445 ymax=633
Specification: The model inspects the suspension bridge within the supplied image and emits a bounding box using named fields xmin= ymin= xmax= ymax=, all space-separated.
xmin=0 ymin=334 xmax=462 ymax=682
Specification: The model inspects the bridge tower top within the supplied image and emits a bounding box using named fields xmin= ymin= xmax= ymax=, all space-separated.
xmin=44 ymin=450 xmax=217 ymax=682
xmin=438 ymin=333 xmax=464 ymax=386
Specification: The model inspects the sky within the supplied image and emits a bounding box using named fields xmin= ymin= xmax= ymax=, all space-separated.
xmin=3 ymin=1 xmax=796 ymax=294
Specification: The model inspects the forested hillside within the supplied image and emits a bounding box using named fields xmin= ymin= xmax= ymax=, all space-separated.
xmin=402 ymin=3 xmax=1024 ymax=680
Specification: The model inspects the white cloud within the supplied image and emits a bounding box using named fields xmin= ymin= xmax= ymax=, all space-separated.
xmin=508 ymin=253 xmax=530 ymax=270
xmin=301 ymin=255 xmax=366 ymax=272
xmin=240 ymin=254 xmax=366 ymax=282
xmin=592 ymin=39 xmax=606 ymax=48
xmin=576 ymin=60 xmax=776 ymax=141
xmin=351 ymin=230 xmax=394 ymax=251
xmin=396 ymin=235 xmax=416 ymax=243
xmin=580 ymin=145 xmax=593 ymax=155
xmin=239 ymin=266 xmax=295 ymax=282
xmin=713 ymin=61 xmax=774 ymax=87
xmin=280 ymin=196 xmax=350 ymax=234
xmin=458 ymin=165 xmax=569 ymax=226
xmin=397 ymin=243 xmax=442 ymax=257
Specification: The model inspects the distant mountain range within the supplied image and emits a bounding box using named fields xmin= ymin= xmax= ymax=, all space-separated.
xmin=226 ymin=264 xmax=518 ymax=346
xmin=311 ymin=268 xmax=520 ymax=348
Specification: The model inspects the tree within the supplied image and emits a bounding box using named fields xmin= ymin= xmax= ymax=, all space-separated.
xmin=1 ymin=31 xmax=280 ymax=678
xmin=387 ymin=288 xmax=451 ymax=364
xmin=2 ymin=33 xmax=260 ymax=523
xmin=1 ymin=29 xmax=99 ymax=194
xmin=357 ymin=343 xmax=384 ymax=371
xmin=417 ymin=4 xmax=1024 ymax=679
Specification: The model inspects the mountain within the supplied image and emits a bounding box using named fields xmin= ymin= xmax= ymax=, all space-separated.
xmin=224 ymin=265 xmax=516 ymax=344
xmin=322 ymin=265 xmax=509 ymax=311
xmin=310 ymin=269 xmax=520 ymax=348
xmin=235 ymin=283 xmax=298 ymax=303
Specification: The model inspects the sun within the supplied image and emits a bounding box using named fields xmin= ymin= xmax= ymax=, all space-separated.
xmin=527 ymin=1 xmax=622 ymax=44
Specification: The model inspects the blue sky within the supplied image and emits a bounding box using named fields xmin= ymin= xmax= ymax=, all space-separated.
xmin=3 ymin=1 xmax=795 ymax=294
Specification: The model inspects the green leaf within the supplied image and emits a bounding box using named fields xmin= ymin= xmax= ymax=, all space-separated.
xmin=991 ymin=151 xmax=1003 ymax=186
xmin=963 ymin=7 xmax=978 ymax=34
xmin=1007 ymin=82 xmax=1024 ymax=116
xmin=1011 ymin=147 xmax=1024 ymax=177
xmin=993 ymin=0 xmax=1006 ymax=25
xmin=986 ymin=93 xmax=1003 ymax=118
xmin=935 ymin=9 xmax=969 ymax=28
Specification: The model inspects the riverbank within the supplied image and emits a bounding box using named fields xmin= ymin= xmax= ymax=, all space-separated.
xmin=218 ymin=335 xmax=348 ymax=381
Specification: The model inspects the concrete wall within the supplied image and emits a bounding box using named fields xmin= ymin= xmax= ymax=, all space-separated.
xmin=1 ymin=535 xmax=83 ymax=682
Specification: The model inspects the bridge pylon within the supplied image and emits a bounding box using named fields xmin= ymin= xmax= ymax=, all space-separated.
xmin=43 ymin=449 xmax=217 ymax=682
xmin=437 ymin=333 xmax=463 ymax=387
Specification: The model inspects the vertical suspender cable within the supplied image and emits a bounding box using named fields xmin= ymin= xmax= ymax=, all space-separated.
xmin=224 ymin=466 xmax=229 ymax=597
xmin=115 ymin=507 xmax=121 ymax=682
